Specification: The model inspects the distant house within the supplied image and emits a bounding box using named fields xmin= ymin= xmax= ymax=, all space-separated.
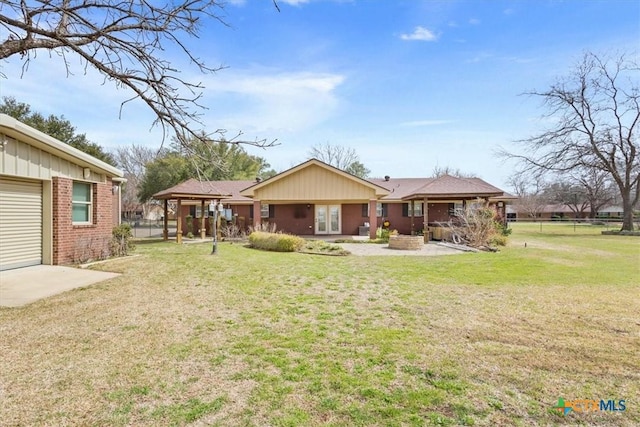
xmin=509 ymin=204 xmax=625 ymax=220
xmin=0 ymin=114 xmax=124 ymax=270
xmin=153 ymin=159 xmax=512 ymax=241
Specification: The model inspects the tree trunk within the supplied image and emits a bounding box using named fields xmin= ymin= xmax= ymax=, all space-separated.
xmin=621 ymin=196 xmax=635 ymax=231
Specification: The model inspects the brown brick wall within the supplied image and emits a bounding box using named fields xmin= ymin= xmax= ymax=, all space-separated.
xmin=52 ymin=177 xmax=115 ymax=265
xmin=342 ymin=203 xmax=367 ymax=235
xmin=272 ymin=204 xmax=314 ymax=235
xmin=176 ymin=200 xmax=477 ymax=237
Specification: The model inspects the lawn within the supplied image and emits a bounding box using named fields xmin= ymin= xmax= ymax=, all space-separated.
xmin=1 ymin=223 xmax=638 ymax=426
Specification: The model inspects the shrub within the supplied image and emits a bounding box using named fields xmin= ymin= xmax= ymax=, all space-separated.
xmin=249 ymin=222 xmax=277 ymax=233
xmin=376 ymin=227 xmax=390 ymax=242
xmin=111 ymin=223 xmax=135 ymax=257
xmin=494 ymin=221 xmax=512 ymax=236
xmin=73 ymin=236 xmax=110 ymax=263
xmin=221 ymin=223 xmax=246 ymax=240
xmin=248 ymin=231 xmax=305 ymax=252
xmin=490 ymin=235 xmax=508 ymax=246
xmin=441 ymin=200 xmax=509 ymax=249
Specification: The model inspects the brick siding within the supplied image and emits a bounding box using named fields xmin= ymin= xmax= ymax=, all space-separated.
xmin=52 ymin=177 xmax=115 ymax=265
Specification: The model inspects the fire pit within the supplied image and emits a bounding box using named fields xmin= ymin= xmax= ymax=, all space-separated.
xmin=388 ymin=235 xmax=423 ymax=250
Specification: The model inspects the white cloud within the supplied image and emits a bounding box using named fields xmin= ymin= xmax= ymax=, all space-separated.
xmin=469 ymin=18 xmax=481 ymax=25
xmin=465 ymin=51 xmax=494 ymax=63
xmin=278 ymin=0 xmax=310 ymax=6
xmin=400 ymin=26 xmax=438 ymax=42
xmin=201 ymin=70 xmax=346 ymax=135
xmin=1 ymin=56 xmax=167 ymax=148
xmin=400 ymin=120 xmax=455 ymax=127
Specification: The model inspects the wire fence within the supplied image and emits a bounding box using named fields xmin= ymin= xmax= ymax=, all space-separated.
xmin=508 ymin=217 xmax=628 ymax=224
xmin=506 ymin=218 xmax=637 ymax=232
xmin=122 ymin=219 xmax=176 ymax=239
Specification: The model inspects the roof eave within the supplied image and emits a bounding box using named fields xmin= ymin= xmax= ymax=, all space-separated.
xmin=152 ymin=192 xmax=232 ymax=200
xmin=0 ymin=113 xmax=124 ymax=178
xmin=402 ymin=192 xmax=504 ymax=200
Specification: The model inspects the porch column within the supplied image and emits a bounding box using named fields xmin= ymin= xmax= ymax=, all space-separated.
xmin=410 ymin=200 xmax=415 ymax=235
xmin=369 ymin=199 xmax=378 ymax=240
xmin=176 ymin=198 xmax=182 ymax=244
xmin=423 ymin=197 xmax=429 ymax=242
xmin=253 ymin=199 xmax=261 ymax=229
xmin=200 ymin=200 xmax=207 ymax=240
xmin=163 ymin=199 xmax=168 ymax=240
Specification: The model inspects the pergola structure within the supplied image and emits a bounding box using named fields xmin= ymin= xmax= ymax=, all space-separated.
xmin=152 ymin=181 xmax=231 ymax=244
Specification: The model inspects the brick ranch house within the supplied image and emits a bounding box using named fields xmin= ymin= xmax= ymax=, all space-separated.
xmin=153 ymin=159 xmax=512 ymax=242
xmin=0 ymin=114 xmax=124 ymax=270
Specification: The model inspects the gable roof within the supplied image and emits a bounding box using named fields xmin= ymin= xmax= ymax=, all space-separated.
xmin=239 ymin=158 xmax=390 ymax=198
xmin=0 ymin=113 xmax=123 ymax=178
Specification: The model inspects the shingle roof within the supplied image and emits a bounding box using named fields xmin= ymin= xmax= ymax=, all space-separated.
xmin=154 ymin=174 xmax=506 ymax=202
xmin=152 ymin=178 xmax=235 ymax=200
xmin=369 ymin=178 xmax=435 ymax=200
xmin=371 ymin=175 xmax=504 ymax=200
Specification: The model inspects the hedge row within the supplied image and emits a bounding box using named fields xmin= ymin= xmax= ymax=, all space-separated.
xmin=248 ymin=231 xmax=306 ymax=252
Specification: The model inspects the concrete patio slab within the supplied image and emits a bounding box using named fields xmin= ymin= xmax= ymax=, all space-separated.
xmin=0 ymin=265 xmax=120 ymax=308
xmin=336 ymin=242 xmax=465 ymax=256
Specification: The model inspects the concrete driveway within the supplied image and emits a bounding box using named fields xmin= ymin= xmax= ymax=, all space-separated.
xmin=0 ymin=265 xmax=120 ymax=308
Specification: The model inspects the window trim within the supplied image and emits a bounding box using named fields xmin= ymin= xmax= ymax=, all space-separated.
xmin=403 ymin=201 xmax=423 ymax=217
xmin=72 ymin=181 xmax=93 ymax=225
xmin=376 ymin=202 xmax=387 ymax=217
xmin=260 ymin=203 xmax=270 ymax=219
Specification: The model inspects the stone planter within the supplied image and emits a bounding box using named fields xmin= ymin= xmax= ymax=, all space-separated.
xmin=388 ymin=235 xmax=423 ymax=250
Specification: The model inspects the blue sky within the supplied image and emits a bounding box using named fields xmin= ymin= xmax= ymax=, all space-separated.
xmin=1 ymin=0 xmax=638 ymax=189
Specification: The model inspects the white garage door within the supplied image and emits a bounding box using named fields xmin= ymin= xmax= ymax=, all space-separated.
xmin=0 ymin=178 xmax=43 ymax=271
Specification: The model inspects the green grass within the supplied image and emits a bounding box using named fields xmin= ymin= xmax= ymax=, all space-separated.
xmin=0 ymin=222 xmax=638 ymax=426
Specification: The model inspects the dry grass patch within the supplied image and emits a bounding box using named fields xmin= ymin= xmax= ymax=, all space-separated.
xmin=0 ymin=225 xmax=638 ymax=426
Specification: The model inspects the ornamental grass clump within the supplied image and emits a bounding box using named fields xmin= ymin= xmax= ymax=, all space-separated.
xmin=248 ymin=231 xmax=305 ymax=252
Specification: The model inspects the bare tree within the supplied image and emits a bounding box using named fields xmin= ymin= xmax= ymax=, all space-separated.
xmin=0 ymin=0 xmax=276 ymax=148
xmin=431 ymin=165 xmax=477 ymax=178
xmin=572 ymin=168 xmax=616 ymax=218
xmin=508 ymin=173 xmax=549 ymax=220
xmin=546 ymin=181 xmax=590 ymax=218
xmin=308 ymin=143 xmax=371 ymax=178
xmin=499 ymin=52 xmax=639 ymax=231
xmin=113 ymin=145 xmax=159 ymax=220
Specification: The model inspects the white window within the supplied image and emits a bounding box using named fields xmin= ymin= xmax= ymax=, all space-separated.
xmin=72 ymin=182 xmax=92 ymax=224
xmin=195 ymin=206 xmax=208 ymax=218
xmin=261 ymin=204 xmax=270 ymax=218
xmin=376 ymin=202 xmax=383 ymax=217
xmin=411 ymin=202 xmax=423 ymax=217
